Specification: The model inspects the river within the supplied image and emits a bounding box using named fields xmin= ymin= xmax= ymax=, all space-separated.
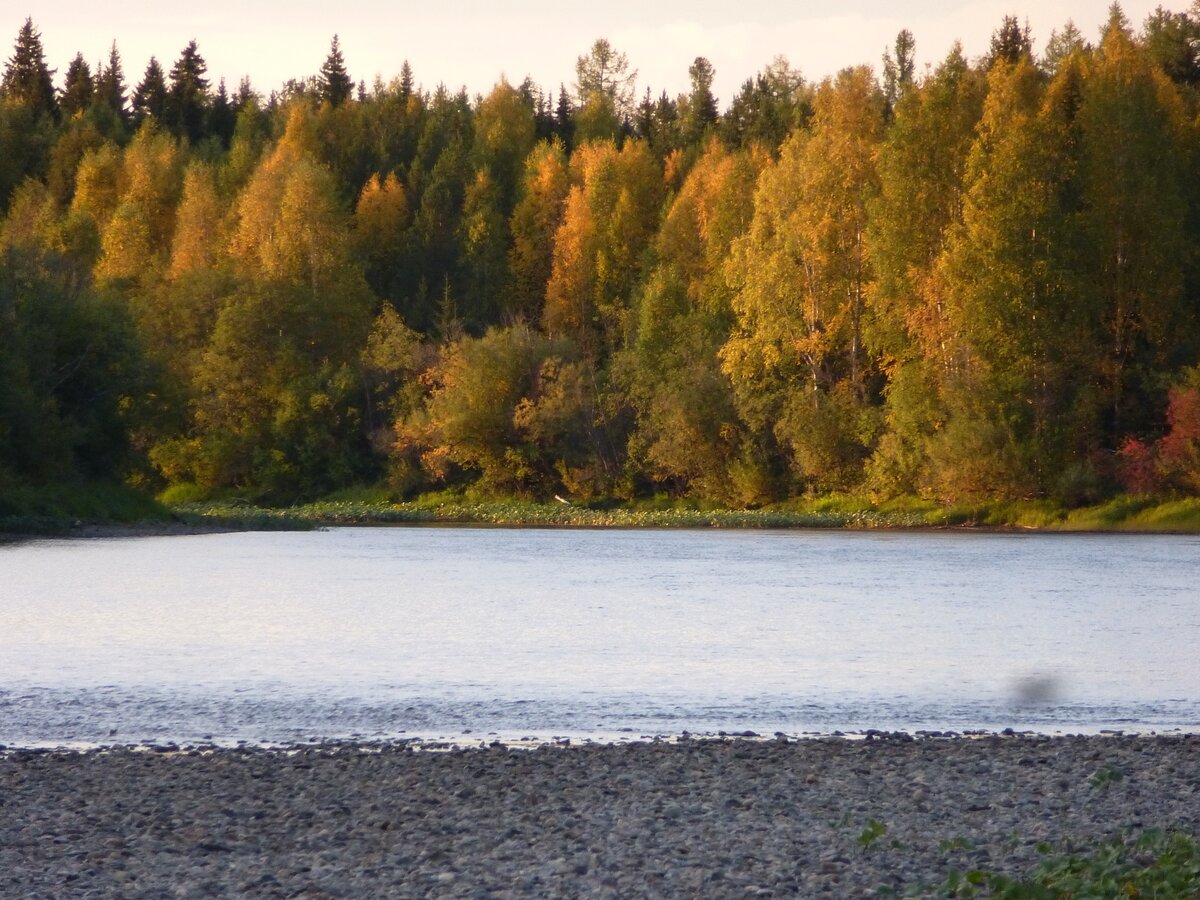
xmin=1 ymin=527 xmax=1197 ymax=746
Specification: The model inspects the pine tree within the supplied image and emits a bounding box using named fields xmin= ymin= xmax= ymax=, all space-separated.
xmin=319 ymin=35 xmax=353 ymax=107
xmin=60 ymin=53 xmax=94 ymax=117
xmin=2 ymin=18 xmax=57 ymax=119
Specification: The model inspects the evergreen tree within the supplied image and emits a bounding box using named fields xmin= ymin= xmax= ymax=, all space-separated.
xmin=988 ymin=15 xmax=1034 ymax=67
xmin=679 ymin=56 xmax=718 ymax=144
xmin=207 ymin=78 xmax=236 ymax=148
xmin=60 ymin=53 xmax=94 ymax=117
xmin=95 ymin=42 xmax=127 ymax=119
xmin=2 ymin=18 xmax=57 ymax=119
xmin=167 ymin=40 xmax=210 ymax=142
xmin=319 ymin=35 xmax=353 ymax=107
xmin=554 ymin=83 xmax=575 ymax=149
xmin=720 ymin=57 xmax=809 ymax=150
xmin=399 ymin=60 xmax=414 ymax=99
xmin=131 ymin=57 xmax=168 ymax=125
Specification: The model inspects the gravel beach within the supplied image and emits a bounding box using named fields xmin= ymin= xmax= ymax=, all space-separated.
xmin=3 ymin=733 xmax=1198 ymax=898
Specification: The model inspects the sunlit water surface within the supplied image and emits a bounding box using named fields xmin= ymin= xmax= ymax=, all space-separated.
xmin=1 ymin=527 xmax=1198 ymax=746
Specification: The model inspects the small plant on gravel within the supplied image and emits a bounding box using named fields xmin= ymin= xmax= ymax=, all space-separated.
xmin=939 ymin=837 xmax=975 ymax=854
xmin=858 ymin=818 xmax=889 ymax=850
xmin=1088 ymin=766 xmax=1126 ymax=789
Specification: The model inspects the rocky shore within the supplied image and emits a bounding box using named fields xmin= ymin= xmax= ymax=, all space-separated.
xmin=3 ymin=733 xmax=1198 ymax=898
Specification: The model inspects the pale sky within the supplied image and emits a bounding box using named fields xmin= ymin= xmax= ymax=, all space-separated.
xmin=12 ymin=1 xmax=1192 ymax=106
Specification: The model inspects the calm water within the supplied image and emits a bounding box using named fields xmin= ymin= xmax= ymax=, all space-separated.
xmin=1 ymin=527 xmax=1198 ymax=746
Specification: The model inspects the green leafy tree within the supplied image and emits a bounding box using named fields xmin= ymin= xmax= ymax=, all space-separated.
xmin=1141 ymin=7 xmax=1200 ymax=88
xmin=1042 ymin=21 xmax=1090 ymax=76
xmin=0 ymin=218 xmax=153 ymax=483
xmin=0 ymin=99 xmax=55 ymax=210
xmin=722 ymin=67 xmax=885 ymax=492
xmin=1076 ymin=18 xmax=1194 ymax=443
xmin=621 ymin=141 xmax=770 ymax=502
xmin=866 ymin=44 xmax=987 ymax=495
xmin=396 ymin=323 xmax=591 ymax=495
xmin=928 ymin=57 xmax=1089 ymax=500
xmin=882 ymin=30 xmax=916 ymax=115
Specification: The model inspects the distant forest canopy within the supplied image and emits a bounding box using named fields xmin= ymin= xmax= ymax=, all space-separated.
xmin=2 ymin=6 xmax=1200 ymax=507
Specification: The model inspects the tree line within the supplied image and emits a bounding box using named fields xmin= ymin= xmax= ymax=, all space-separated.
xmin=2 ymin=6 xmax=1199 ymax=506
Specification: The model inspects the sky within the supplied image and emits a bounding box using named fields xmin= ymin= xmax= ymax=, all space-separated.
xmin=12 ymin=1 xmax=1193 ymax=106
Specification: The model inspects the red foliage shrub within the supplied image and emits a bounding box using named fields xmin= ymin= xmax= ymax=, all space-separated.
xmin=1116 ymin=437 xmax=1160 ymax=495
xmin=1158 ymin=386 xmax=1200 ymax=493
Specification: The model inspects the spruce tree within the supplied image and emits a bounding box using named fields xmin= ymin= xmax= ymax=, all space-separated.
xmin=988 ymin=16 xmax=1033 ymax=67
xmin=554 ymin=83 xmax=575 ymax=149
xmin=2 ymin=18 xmax=57 ymax=119
xmin=167 ymin=40 xmax=210 ymax=142
xmin=132 ymin=57 xmax=168 ymax=124
xmin=399 ymin=60 xmax=414 ymax=99
xmin=96 ymin=42 xmax=127 ymax=119
xmin=319 ymin=35 xmax=353 ymax=107
xmin=60 ymin=53 xmax=94 ymax=117
xmin=207 ymin=78 xmax=236 ymax=147
xmin=680 ymin=56 xmax=718 ymax=143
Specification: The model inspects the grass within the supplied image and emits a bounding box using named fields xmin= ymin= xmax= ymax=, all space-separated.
xmin=932 ymin=829 xmax=1200 ymax=898
xmin=162 ymin=494 xmax=1200 ymax=535
xmin=162 ymin=489 xmax=1200 ymax=533
xmin=0 ymin=480 xmax=172 ymax=534
xmin=6 ymin=478 xmax=1199 ymax=534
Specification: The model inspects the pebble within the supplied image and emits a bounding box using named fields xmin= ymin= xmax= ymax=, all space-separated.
xmin=0 ymin=734 xmax=1197 ymax=897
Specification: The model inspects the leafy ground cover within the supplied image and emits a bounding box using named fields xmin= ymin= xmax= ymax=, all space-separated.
xmin=168 ymin=490 xmax=1200 ymax=533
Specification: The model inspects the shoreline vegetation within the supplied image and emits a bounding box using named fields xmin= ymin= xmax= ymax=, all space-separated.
xmin=5 ymin=15 xmax=1200 ymax=529
xmin=4 ymin=481 xmax=1200 ymax=537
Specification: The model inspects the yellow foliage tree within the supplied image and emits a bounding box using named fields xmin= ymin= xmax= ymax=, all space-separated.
xmin=94 ymin=123 xmax=183 ymax=284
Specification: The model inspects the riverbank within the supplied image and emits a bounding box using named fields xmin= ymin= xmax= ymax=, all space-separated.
xmin=2 ymin=734 xmax=1197 ymax=897
xmin=171 ymin=492 xmax=1200 ymax=533
xmin=5 ymin=480 xmax=1200 ymax=536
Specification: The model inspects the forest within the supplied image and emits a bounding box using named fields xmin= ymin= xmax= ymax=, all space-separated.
xmin=2 ymin=6 xmax=1200 ymax=513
